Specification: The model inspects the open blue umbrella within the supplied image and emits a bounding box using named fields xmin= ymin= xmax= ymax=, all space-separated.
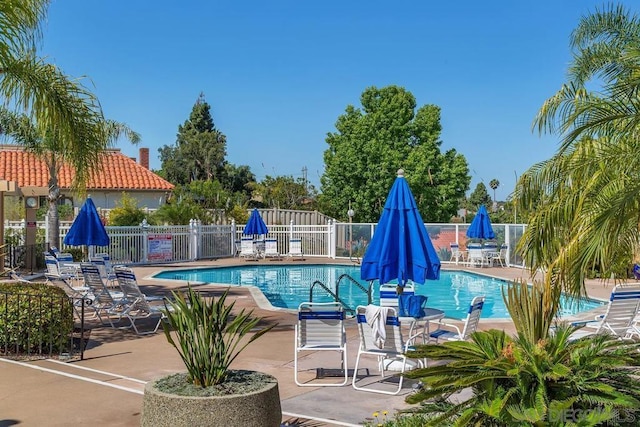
xmin=243 ymin=208 xmax=268 ymax=236
xmin=466 ymin=205 xmax=495 ymax=240
xmin=63 ymin=197 xmax=109 ymax=250
xmin=361 ymin=169 xmax=441 ymax=287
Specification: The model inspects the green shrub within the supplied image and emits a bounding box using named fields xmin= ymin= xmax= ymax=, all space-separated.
xmin=0 ymin=283 xmax=74 ymax=355
xmin=65 ymin=248 xmax=84 ymax=262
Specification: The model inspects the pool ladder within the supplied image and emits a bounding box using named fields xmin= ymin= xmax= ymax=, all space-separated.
xmin=309 ymin=273 xmax=372 ymax=316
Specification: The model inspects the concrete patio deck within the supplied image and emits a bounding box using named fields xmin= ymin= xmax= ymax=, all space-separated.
xmin=0 ymin=259 xmax=619 ymax=426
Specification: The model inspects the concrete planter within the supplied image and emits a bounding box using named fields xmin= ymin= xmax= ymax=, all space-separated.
xmin=141 ymin=372 xmax=282 ymax=427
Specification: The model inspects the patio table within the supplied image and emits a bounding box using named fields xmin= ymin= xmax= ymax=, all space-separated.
xmin=401 ymin=307 xmax=445 ymax=345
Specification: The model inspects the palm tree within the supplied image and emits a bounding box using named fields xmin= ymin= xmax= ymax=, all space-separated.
xmin=0 ymin=107 xmax=140 ymax=246
xmin=489 ymin=179 xmax=499 ymax=201
xmin=489 ymin=179 xmax=499 ymax=212
xmin=1 ymin=1 xmax=135 ymax=247
xmin=515 ymin=4 xmax=640 ymax=299
xmin=1 ymin=1 xmax=106 ymax=159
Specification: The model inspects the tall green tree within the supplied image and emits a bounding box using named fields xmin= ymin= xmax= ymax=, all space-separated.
xmin=159 ymin=93 xmax=227 ymax=185
xmin=0 ymin=109 xmax=140 ymax=245
xmin=468 ymin=182 xmax=492 ymax=210
xmin=220 ymin=163 xmax=256 ymax=196
xmin=321 ymin=85 xmax=470 ymax=222
xmin=249 ymin=175 xmax=317 ymax=210
xmin=516 ymin=4 xmax=640 ymax=298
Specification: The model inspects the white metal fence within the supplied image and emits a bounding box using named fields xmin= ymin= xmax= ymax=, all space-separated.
xmin=3 ymin=219 xmax=527 ymax=267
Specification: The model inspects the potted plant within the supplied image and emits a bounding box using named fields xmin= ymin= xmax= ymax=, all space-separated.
xmin=141 ymin=286 xmax=280 ymax=427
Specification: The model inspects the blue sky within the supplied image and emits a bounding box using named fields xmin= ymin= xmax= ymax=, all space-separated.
xmin=40 ymin=1 xmax=634 ymax=201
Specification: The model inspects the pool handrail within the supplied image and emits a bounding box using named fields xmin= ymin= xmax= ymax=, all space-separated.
xmin=308 ymin=273 xmax=373 ymax=315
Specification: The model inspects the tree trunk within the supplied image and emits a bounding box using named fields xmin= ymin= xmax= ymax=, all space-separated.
xmin=47 ymin=158 xmax=61 ymax=248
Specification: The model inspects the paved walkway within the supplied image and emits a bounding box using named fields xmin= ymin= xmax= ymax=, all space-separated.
xmin=0 ymin=259 xmax=617 ymax=426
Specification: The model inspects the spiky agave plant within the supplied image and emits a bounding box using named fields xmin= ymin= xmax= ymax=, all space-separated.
xmin=162 ymin=286 xmax=275 ymax=387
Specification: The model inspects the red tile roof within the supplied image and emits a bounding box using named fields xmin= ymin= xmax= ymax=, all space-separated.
xmin=0 ymin=147 xmax=174 ymax=191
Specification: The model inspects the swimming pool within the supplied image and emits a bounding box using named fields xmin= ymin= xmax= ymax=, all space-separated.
xmin=153 ymin=264 xmax=603 ymax=319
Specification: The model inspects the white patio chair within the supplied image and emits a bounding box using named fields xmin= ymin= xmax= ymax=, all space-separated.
xmin=429 ymin=296 xmax=485 ymax=342
xmin=352 ymin=305 xmax=423 ymax=395
xmin=239 ymin=237 xmax=259 ymax=261
xmin=466 ymin=246 xmax=486 ymax=267
xmin=449 ymin=243 xmax=466 ymax=264
xmin=287 ymin=238 xmax=304 ymax=260
xmin=569 ymin=284 xmax=640 ymax=340
xmin=114 ymin=267 xmax=168 ymax=335
xmin=490 ymin=245 xmax=508 ymax=267
xmin=263 ymin=238 xmax=282 ymax=260
xmin=294 ymin=302 xmax=348 ymax=387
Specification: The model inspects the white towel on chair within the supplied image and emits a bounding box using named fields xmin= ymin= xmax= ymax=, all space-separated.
xmin=365 ymin=304 xmax=390 ymax=349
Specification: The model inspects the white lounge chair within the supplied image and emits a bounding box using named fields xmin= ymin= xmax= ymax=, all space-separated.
xmin=263 ymin=238 xmax=282 ymax=260
xmin=287 ymin=238 xmax=304 ymax=260
xmin=429 ymin=296 xmax=485 ymax=342
xmin=294 ymin=302 xmax=348 ymax=387
xmin=114 ymin=267 xmax=168 ymax=335
xmin=45 ymin=255 xmax=80 ymax=283
xmin=569 ymin=284 xmax=640 ymax=340
xmin=45 ymin=274 xmax=94 ymax=320
xmin=79 ymin=263 xmax=125 ymax=325
xmin=92 ymin=253 xmax=123 ymax=286
xmin=239 ymin=237 xmax=259 ymax=261
xmin=352 ymin=305 xmax=423 ymax=395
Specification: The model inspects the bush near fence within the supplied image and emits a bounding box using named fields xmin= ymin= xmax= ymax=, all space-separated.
xmin=0 ymin=283 xmax=74 ymax=358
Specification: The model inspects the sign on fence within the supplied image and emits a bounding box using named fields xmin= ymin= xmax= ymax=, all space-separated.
xmin=148 ymin=234 xmax=172 ymax=261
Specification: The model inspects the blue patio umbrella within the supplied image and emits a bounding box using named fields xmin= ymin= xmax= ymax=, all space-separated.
xmin=361 ymin=169 xmax=441 ymax=287
xmin=63 ymin=196 xmax=109 ymax=249
xmin=466 ymin=205 xmax=495 ymax=240
xmin=243 ymin=208 xmax=268 ymax=236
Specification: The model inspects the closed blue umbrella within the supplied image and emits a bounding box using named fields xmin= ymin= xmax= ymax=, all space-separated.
xmin=63 ymin=197 xmax=109 ymax=248
xmin=466 ymin=205 xmax=495 ymax=240
xmin=243 ymin=208 xmax=268 ymax=236
xmin=361 ymin=170 xmax=441 ymax=287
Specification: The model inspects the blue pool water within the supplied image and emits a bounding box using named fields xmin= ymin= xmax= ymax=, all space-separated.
xmin=153 ymin=264 xmax=603 ymax=319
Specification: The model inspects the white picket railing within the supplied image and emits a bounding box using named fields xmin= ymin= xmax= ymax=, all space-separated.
xmin=3 ymin=219 xmax=527 ymax=267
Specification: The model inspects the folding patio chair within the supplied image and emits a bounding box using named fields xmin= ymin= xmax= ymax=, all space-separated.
xmin=45 ymin=255 xmax=80 ymax=283
xmin=239 ymin=237 xmax=259 ymax=261
xmin=429 ymin=296 xmax=485 ymax=342
xmin=490 ymin=245 xmax=508 ymax=267
xmin=287 ymin=238 xmax=304 ymax=260
xmin=449 ymin=243 xmax=466 ymax=264
xmin=79 ymin=263 xmax=125 ymax=325
xmin=263 ymin=238 xmax=282 ymax=260
xmin=294 ymin=302 xmax=348 ymax=387
xmin=569 ymin=284 xmax=640 ymax=340
xmin=45 ymin=274 xmax=94 ymax=321
xmin=114 ymin=267 xmax=168 ymax=335
xmin=352 ymin=305 xmax=423 ymax=395
xmin=466 ymin=245 xmax=486 ymax=268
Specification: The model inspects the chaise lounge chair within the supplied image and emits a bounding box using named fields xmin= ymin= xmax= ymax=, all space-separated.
xmin=568 ymin=284 xmax=640 ymax=340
